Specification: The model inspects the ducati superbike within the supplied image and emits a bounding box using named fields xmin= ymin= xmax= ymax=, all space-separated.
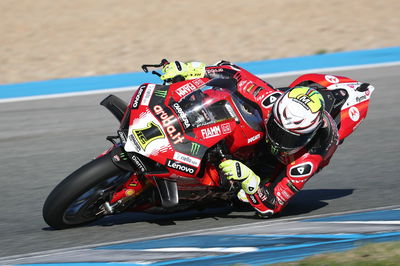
xmin=43 ymin=60 xmax=374 ymax=229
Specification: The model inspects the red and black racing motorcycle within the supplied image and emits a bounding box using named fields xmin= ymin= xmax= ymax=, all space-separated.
xmin=43 ymin=60 xmax=374 ymax=229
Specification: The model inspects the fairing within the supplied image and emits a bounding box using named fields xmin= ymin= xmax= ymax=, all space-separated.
xmin=124 ymin=79 xmax=264 ymax=186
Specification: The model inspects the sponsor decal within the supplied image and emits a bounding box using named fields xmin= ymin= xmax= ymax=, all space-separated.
xmin=153 ymin=105 xmax=185 ymax=144
xmin=262 ymin=92 xmax=282 ymax=108
xmin=356 ymin=95 xmax=367 ymax=102
xmin=192 ymin=78 xmax=205 ymax=87
xmin=270 ymin=144 xmax=279 ymax=156
xmin=365 ymin=89 xmax=370 ymax=96
xmin=132 ymin=121 xmax=165 ymax=150
xmin=131 ymin=154 xmax=147 ymax=172
xmin=190 ymin=142 xmax=201 ymax=155
xmin=166 ymin=159 xmax=196 ymax=174
xmin=119 ymin=152 xmax=129 ymax=161
xmin=253 ymin=86 xmax=263 ymax=97
xmin=154 ymin=89 xmax=167 ymax=98
xmin=248 ymin=134 xmax=261 ymax=144
xmin=235 ymin=162 xmax=242 ymax=178
xmin=117 ymin=130 xmax=127 ymax=144
xmin=141 ymin=84 xmax=155 ymax=106
xmin=201 ymin=125 xmax=221 ymax=139
xmin=246 ymin=84 xmax=256 ymax=93
xmin=221 ymin=123 xmax=232 ymax=134
xmin=200 ymin=123 xmax=231 ymax=139
xmin=171 ymin=102 xmax=191 ymax=129
xmin=238 ymin=80 xmax=256 ymax=93
xmin=349 ymin=106 xmax=360 ymax=122
xmin=249 ymin=194 xmax=259 ymax=205
xmin=176 ymin=82 xmax=197 ymax=97
xmin=132 ymin=86 xmax=145 ymax=109
xmin=257 ymin=189 xmax=268 ymax=202
xmin=238 ymin=80 xmax=249 ymax=88
xmin=289 ymin=162 xmax=313 ymax=178
xmin=225 ymin=103 xmax=237 ymax=119
xmin=173 ymin=151 xmax=201 ymax=167
xmin=325 ymin=75 xmax=339 ymax=84
xmin=129 ymin=134 xmax=141 ymax=152
xmin=206 ymin=68 xmax=224 ymax=74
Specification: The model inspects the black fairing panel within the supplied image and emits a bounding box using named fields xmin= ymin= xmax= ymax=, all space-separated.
xmin=100 ymin=95 xmax=128 ymax=122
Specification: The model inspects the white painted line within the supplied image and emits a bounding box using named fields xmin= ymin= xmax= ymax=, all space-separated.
xmin=1 ymin=204 xmax=399 ymax=262
xmin=141 ymin=247 xmax=259 ymax=253
xmin=323 ymin=221 xmax=400 ymax=225
xmin=0 ymin=86 xmax=138 ymax=104
xmin=2 ymin=61 xmax=400 ymax=104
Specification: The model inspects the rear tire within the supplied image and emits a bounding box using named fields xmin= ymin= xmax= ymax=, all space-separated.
xmin=43 ymin=153 xmax=126 ymax=229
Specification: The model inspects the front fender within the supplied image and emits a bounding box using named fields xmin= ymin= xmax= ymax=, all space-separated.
xmin=108 ymin=146 xmax=136 ymax=172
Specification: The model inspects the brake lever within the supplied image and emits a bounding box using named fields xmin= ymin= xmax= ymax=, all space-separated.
xmin=141 ymin=59 xmax=170 ymax=73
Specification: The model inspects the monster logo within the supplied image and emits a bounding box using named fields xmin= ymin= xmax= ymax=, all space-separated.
xmin=154 ymin=90 xmax=167 ymax=98
xmin=190 ymin=143 xmax=201 ymax=155
xmin=132 ymin=121 xmax=165 ymax=150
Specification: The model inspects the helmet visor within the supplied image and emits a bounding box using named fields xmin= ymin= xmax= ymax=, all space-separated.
xmin=266 ymin=117 xmax=315 ymax=151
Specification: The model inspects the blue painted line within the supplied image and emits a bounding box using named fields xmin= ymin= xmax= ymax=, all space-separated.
xmin=1 ymin=46 xmax=400 ymax=99
xmin=92 ymin=232 xmax=400 ymax=266
xmin=304 ymin=209 xmax=400 ymax=222
xmin=14 ymin=263 xmax=128 ymax=265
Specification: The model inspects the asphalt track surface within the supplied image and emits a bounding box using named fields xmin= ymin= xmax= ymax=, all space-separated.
xmin=0 ymin=65 xmax=399 ymax=258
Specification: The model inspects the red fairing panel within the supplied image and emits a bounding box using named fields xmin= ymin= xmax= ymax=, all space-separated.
xmin=289 ymin=74 xmax=358 ymax=88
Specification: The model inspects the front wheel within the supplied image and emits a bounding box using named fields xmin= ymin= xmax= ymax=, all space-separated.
xmin=43 ymin=153 xmax=128 ymax=229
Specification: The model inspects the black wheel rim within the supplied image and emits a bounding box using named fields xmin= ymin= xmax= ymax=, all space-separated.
xmin=63 ymin=172 xmax=131 ymax=225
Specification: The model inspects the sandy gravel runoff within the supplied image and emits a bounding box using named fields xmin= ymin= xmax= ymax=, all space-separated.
xmin=1 ymin=0 xmax=399 ymax=84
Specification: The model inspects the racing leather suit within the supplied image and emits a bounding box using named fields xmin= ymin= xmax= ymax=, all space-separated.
xmin=171 ymin=61 xmax=340 ymax=216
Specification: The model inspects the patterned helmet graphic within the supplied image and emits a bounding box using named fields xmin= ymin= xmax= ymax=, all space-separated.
xmin=266 ymin=87 xmax=325 ymax=153
xmin=274 ymin=87 xmax=324 ymax=134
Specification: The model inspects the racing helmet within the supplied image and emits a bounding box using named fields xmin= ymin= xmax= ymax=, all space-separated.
xmin=266 ymin=86 xmax=325 ymax=155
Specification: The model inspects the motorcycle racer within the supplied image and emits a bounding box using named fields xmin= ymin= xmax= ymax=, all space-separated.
xmin=160 ymin=60 xmax=339 ymax=218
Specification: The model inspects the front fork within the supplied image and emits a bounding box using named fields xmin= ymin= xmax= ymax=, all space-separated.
xmin=109 ymin=174 xmax=148 ymax=204
xmin=98 ymin=145 xmax=149 ymax=214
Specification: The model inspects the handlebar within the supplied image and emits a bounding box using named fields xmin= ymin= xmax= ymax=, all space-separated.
xmin=141 ymin=59 xmax=170 ymax=84
xmin=141 ymin=59 xmax=169 ymax=73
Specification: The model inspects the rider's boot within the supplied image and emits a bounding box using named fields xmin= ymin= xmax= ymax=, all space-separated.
xmin=247 ymin=177 xmax=299 ymax=218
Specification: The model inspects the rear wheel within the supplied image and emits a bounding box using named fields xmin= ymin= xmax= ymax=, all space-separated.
xmin=43 ymin=153 xmax=129 ymax=229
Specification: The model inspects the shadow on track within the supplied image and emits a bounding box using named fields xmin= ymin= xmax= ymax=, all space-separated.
xmin=42 ymin=189 xmax=353 ymax=230
xmin=282 ymin=188 xmax=354 ymax=216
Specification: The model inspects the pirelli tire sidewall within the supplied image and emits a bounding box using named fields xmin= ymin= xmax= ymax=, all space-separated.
xmin=42 ymin=152 xmax=126 ymax=229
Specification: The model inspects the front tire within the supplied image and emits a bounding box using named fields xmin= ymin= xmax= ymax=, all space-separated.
xmin=43 ymin=153 xmax=126 ymax=229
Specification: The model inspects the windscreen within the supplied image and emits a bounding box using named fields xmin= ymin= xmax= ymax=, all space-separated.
xmin=170 ymin=86 xmax=238 ymax=130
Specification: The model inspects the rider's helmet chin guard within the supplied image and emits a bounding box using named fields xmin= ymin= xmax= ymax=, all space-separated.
xmin=265 ymin=87 xmax=325 ymax=155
